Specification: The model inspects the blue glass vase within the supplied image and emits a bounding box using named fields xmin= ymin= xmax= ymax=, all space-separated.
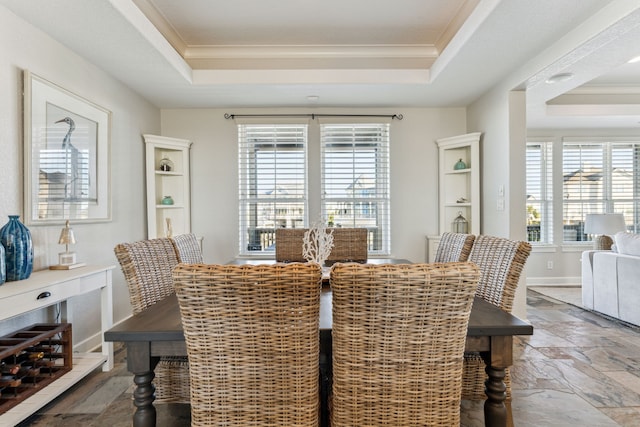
xmin=0 ymin=243 xmax=5 ymax=285
xmin=0 ymin=215 xmax=34 ymax=281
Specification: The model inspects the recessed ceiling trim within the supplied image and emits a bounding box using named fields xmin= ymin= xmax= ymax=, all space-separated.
xmin=547 ymin=103 xmax=640 ymax=116
xmin=561 ymin=85 xmax=640 ymax=95
xmin=192 ymin=68 xmax=430 ymax=85
xmin=184 ymin=44 xmax=439 ymax=60
xmin=131 ymin=0 xmax=186 ymax=53
xmin=112 ymin=0 xmax=193 ymax=82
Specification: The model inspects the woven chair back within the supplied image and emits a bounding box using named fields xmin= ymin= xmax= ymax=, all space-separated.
xmin=328 ymin=227 xmax=368 ymax=263
xmin=467 ymin=234 xmax=532 ymax=312
xmin=170 ymin=233 xmax=203 ymax=263
xmin=275 ymin=227 xmax=368 ymax=263
xmin=114 ymin=237 xmax=179 ymax=314
xmin=275 ymin=228 xmax=307 ymax=262
xmin=173 ymin=263 xmax=322 ymax=427
xmin=433 ymin=232 xmax=475 ymax=262
xmin=330 ymin=262 xmax=480 ymax=427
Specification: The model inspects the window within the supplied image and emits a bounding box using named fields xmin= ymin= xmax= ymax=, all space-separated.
xmin=321 ymin=124 xmax=390 ymax=255
xmin=238 ymin=124 xmax=307 ymax=254
xmin=562 ymin=139 xmax=640 ymax=242
xmin=526 ymin=142 xmax=553 ymax=243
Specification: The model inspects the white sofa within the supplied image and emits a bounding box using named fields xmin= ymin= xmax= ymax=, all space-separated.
xmin=582 ymin=232 xmax=640 ymax=326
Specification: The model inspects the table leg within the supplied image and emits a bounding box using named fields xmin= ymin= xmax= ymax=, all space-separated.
xmin=319 ymin=329 xmax=332 ymax=427
xmin=133 ymin=371 xmax=156 ymax=427
xmin=483 ymin=365 xmax=507 ymax=427
xmin=126 ymin=342 xmax=159 ymax=427
xmin=480 ymin=335 xmax=513 ymax=427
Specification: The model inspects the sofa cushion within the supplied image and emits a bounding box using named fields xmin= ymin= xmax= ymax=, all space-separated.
xmin=614 ymin=232 xmax=640 ymax=256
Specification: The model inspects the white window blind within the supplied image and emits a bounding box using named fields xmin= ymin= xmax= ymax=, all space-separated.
xmin=526 ymin=142 xmax=553 ymax=243
xmin=321 ymin=124 xmax=390 ymax=255
xmin=238 ymin=124 xmax=307 ymax=254
xmin=562 ymin=140 xmax=640 ymax=242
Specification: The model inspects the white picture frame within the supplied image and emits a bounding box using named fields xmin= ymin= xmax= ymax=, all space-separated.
xmin=23 ymin=70 xmax=111 ymax=225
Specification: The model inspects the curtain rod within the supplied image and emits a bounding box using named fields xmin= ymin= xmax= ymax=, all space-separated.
xmin=224 ymin=113 xmax=403 ymax=120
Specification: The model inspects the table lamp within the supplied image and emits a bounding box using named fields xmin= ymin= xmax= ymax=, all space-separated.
xmin=584 ymin=213 xmax=626 ymax=250
xmin=50 ymin=220 xmax=85 ymax=270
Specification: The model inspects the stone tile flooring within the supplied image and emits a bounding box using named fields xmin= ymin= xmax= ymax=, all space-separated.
xmin=16 ymin=289 xmax=640 ymax=426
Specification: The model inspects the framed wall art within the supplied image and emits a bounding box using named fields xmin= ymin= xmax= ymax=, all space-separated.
xmin=23 ymin=70 xmax=111 ymax=225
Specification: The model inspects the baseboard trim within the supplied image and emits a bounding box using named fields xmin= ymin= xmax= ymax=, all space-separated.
xmin=526 ymin=276 xmax=580 ymax=286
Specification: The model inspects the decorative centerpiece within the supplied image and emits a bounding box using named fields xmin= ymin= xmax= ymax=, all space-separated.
xmin=302 ymin=216 xmax=334 ymax=265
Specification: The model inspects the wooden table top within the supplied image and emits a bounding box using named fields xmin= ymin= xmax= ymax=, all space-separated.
xmin=105 ymin=289 xmax=533 ymax=343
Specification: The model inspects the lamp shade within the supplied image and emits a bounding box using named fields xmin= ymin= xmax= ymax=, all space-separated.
xmin=584 ymin=213 xmax=626 ymax=235
xmin=58 ymin=220 xmax=76 ymax=245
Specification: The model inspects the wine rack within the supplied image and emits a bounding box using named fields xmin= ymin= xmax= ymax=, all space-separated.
xmin=0 ymin=323 xmax=72 ymax=414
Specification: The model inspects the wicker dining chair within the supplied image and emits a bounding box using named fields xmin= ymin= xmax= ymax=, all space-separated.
xmin=275 ymin=227 xmax=368 ymax=264
xmin=330 ymin=262 xmax=480 ymax=427
xmin=170 ymin=233 xmax=203 ymax=263
xmin=113 ymin=237 xmax=190 ymax=404
xmin=462 ymin=235 xmax=532 ymax=413
xmin=275 ymin=228 xmax=307 ymax=262
xmin=327 ymin=227 xmax=368 ymax=263
xmin=172 ymin=263 xmax=322 ymax=427
xmin=433 ymin=232 xmax=475 ymax=263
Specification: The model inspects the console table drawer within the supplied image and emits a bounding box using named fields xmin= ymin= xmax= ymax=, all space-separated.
xmin=0 ymin=279 xmax=81 ymax=321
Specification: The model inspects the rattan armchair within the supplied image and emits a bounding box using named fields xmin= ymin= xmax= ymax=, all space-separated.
xmin=275 ymin=227 xmax=368 ymax=264
xmin=330 ymin=262 xmax=480 ymax=427
xmin=462 ymin=235 xmax=532 ymax=409
xmin=172 ymin=263 xmax=322 ymax=427
xmin=433 ymin=232 xmax=475 ymax=262
xmin=113 ymin=238 xmax=190 ymax=403
xmin=170 ymin=233 xmax=203 ymax=263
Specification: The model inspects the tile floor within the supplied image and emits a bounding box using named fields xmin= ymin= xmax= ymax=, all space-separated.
xmin=15 ymin=288 xmax=640 ymax=426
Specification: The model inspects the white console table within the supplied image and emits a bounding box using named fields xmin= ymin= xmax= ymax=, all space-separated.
xmin=0 ymin=264 xmax=114 ymax=425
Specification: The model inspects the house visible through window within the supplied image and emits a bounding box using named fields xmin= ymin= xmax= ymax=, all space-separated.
xmin=562 ymin=139 xmax=640 ymax=242
xmin=321 ymin=124 xmax=390 ymax=255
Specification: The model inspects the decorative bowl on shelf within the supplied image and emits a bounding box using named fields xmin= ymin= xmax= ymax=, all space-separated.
xmin=161 ymin=196 xmax=174 ymax=205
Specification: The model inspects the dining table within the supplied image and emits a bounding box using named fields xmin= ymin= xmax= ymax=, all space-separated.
xmin=104 ymin=259 xmax=533 ymax=427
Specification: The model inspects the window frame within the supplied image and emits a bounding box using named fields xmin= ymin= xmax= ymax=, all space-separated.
xmin=561 ymin=137 xmax=640 ymax=244
xmin=526 ymin=140 xmax=553 ymax=244
xmin=320 ymin=123 xmax=391 ymax=255
xmin=237 ymin=123 xmax=308 ymax=256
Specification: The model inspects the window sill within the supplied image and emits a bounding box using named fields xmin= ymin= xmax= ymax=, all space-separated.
xmin=530 ymin=244 xmax=557 ymax=253
xmin=561 ymin=244 xmax=593 ymax=253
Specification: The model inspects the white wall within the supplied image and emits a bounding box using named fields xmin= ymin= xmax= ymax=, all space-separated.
xmin=0 ymin=6 xmax=160 ymax=350
xmin=467 ymin=88 xmax=529 ymax=319
xmin=161 ymin=107 xmax=467 ymax=264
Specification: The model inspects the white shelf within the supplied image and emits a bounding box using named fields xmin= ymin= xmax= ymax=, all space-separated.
xmin=436 ymin=132 xmax=481 ymax=235
xmin=444 ymin=168 xmax=472 ymax=175
xmin=144 ymin=134 xmax=193 ymax=239
xmin=0 ymin=265 xmax=114 ymax=424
